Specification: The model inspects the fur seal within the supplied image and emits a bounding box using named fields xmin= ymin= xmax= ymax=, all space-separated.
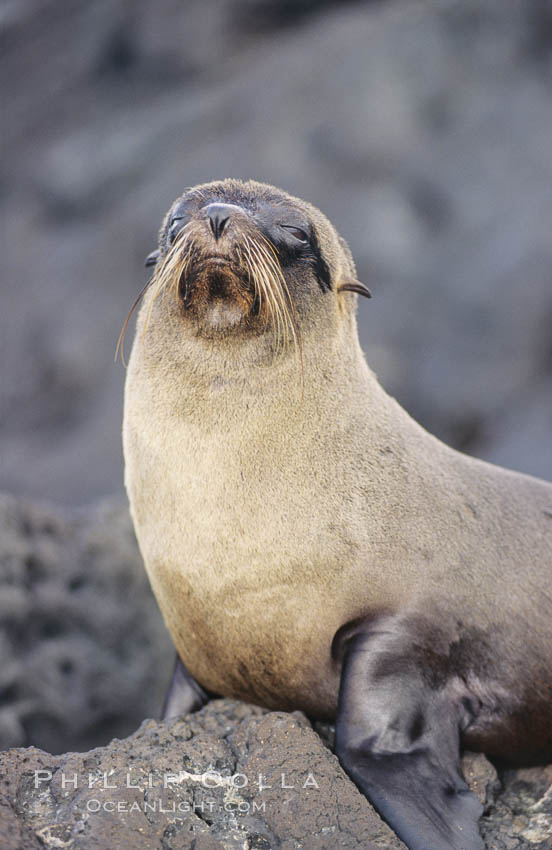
xmin=122 ymin=178 xmax=552 ymax=850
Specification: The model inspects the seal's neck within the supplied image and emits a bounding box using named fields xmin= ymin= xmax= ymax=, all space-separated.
xmin=132 ymin=309 xmax=385 ymax=434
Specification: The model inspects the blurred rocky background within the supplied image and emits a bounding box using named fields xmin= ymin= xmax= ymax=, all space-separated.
xmin=0 ymin=492 xmax=173 ymax=754
xmin=2 ymin=0 xmax=551 ymax=508
xmin=1 ymin=2 xmax=552 ymax=845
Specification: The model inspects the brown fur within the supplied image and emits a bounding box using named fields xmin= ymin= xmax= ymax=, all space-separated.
xmin=123 ymin=179 xmax=552 ymax=759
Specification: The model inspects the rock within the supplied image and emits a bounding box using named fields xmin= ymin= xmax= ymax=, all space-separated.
xmin=0 ymin=701 xmax=405 ymax=850
xmin=479 ymin=765 xmax=552 ymax=850
xmin=1 ymin=701 xmax=551 ymax=849
xmin=0 ymin=492 xmax=173 ymax=754
xmin=0 ymin=793 xmax=43 ymax=850
xmin=462 ymin=752 xmax=501 ymax=809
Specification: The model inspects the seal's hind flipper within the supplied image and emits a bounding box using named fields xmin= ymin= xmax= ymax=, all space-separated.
xmin=335 ymin=628 xmax=484 ymax=850
xmin=161 ymin=653 xmax=210 ymax=720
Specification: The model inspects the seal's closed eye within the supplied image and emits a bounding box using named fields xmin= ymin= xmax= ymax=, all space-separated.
xmin=280 ymin=225 xmax=309 ymax=244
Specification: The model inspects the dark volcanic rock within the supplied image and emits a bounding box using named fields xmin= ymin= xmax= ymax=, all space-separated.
xmin=1 ymin=703 xmax=551 ymax=849
xmin=0 ymin=492 xmax=173 ymax=754
xmin=479 ymin=764 xmax=552 ymax=850
xmin=0 ymin=702 xmax=405 ymax=850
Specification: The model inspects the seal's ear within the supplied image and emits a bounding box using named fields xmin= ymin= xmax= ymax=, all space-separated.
xmin=145 ymin=250 xmax=159 ymax=268
xmin=337 ymin=278 xmax=372 ymax=298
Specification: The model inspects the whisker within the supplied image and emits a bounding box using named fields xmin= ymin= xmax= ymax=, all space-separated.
xmin=243 ymin=237 xmax=269 ymax=334
xmin=255 ymin=235 xmax=300 ymax=355
xmin=248 ymin=240 xmax=286 ymax=353
xmin=115 ymin=277 xmax=154 ymax=366
xmin=119 ymin=219 xmax=303 ymax=394
xmin=255 ymin=233 xmax=303 ymax=388
xmin=141 ymin=225 xmax=193 ymax=346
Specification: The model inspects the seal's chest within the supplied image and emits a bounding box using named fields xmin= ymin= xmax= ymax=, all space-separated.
xmin=145 ymin=437 xmax=347 ymax=711
xmin=162 ymin=554 xmax=341 ymax=715
xmin=126 ymin=401 xmax=356 ymax=712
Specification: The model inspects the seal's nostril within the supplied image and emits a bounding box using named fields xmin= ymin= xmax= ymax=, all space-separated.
xmin=206 ymin=203 xmax=232 ymax=240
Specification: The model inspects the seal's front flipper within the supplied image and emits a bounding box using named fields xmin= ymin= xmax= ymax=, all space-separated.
xmin=335 ymin=629 xmax=484 ymax=850
xmin=161 ymin=654 xmax=210 ymax=720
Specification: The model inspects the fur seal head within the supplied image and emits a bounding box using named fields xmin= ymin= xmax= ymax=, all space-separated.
xmin=119 ymin=179 xmax=370 ymax=362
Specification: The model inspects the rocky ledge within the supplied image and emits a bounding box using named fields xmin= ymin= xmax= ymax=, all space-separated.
xmin=1 ymin=702 xmax=552 ymax=850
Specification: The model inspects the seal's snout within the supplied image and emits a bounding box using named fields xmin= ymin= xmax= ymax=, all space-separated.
xmin=205 ymin=203 xmax=243 ymax=241
xmin=133 ymin=182 xmax=307 ymax=345
xmin=155 ymin=200 xmax=259 ymax=334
